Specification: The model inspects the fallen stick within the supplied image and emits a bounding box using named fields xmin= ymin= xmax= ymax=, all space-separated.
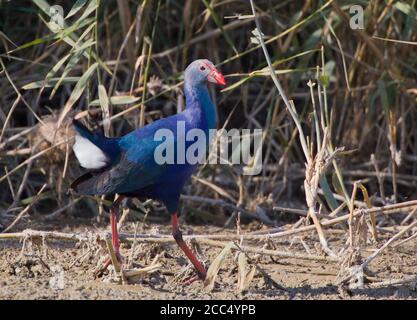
xmin=0 ymin=229 xmax=93 ymax=241
xmin=273 ymin=206 xmax=309 ymax=217
xmin=360 ymin=220 xmax=417 ymax=270
xmin=199 ymin=239 xmax=339 ymax=262
xmin=123 ymin=264 xmax=161 ymax=278
xmin=392 ymin=231 xmax=417 ymax=248
xmin=0 ymin=229 xmax=338 ymax=263
xmin=338 ymin=219 xmax=417 ymax=285
xmin=2 ymin=199 xmax=417 ymax=242
xmin=367 ymin=276 xmax=417 ymax=289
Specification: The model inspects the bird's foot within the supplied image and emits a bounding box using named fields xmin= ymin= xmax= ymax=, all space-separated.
xmin=180 ymin=269 xmax=206 ymax=285
xmin=181 ymin=275 xmax=201 ymax=286
xmin=94 ymin=258 xmax=111 ymax=278
xmin=94 ymin=251 xmax=123 ymax=278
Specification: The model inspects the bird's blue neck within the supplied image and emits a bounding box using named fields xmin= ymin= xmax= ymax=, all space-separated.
xmin=184 ymin=81 xmax=217 ymax=130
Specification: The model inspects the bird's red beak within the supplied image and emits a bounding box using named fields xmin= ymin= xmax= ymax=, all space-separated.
xmin=208 ymin=68 xmax=226 ymax=86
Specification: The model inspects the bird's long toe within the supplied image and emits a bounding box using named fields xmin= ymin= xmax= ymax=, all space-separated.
xmin=94 ymin=248 xmax=124 ymax=278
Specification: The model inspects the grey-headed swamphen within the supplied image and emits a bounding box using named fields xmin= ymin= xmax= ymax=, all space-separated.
xmin=71 ymin=59 xmax=226 ymax=281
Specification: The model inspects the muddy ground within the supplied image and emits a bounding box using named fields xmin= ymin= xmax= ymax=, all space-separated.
xmin=0 ymin=218 xmax=416 ymax=300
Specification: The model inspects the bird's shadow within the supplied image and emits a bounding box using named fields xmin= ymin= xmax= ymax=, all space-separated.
xmin=273 ymin=283 xmax=417 ymax=300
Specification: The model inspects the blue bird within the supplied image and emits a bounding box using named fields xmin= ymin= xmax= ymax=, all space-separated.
xmin=71 ymin=59 xmax=226 ymax=280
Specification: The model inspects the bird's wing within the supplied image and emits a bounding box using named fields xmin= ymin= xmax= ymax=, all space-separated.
xmin=71 ymin=110 xmax=201 ymax=196
xmin=72 ymin=141 xmax=170 ymax=195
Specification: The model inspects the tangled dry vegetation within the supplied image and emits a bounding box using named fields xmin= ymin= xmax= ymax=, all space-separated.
xmin=0 ymin=0 xmax=417 ymax=299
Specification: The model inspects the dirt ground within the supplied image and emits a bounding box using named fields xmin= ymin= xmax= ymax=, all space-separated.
xmin=1 ymin=218 xmax=416 ymax=300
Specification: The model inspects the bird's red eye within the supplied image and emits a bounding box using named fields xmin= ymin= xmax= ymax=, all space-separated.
xmin=200 ymin=66 xmax=206 ymax=71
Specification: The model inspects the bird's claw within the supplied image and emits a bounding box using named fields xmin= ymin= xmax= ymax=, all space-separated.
xmin=94 ymin=251 xmax=123 ymax=278
xmin=94 ymin=258 xmax=111 ymax=278
xmin=181 ymin=270 xmax=206 ymax=285
xmin=181 ymin=275 xmax=201 ymax=286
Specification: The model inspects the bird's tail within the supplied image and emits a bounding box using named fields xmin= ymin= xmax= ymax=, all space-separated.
xmin=72 ymin=119 xmax=111 ymax=170
xmin=72 ymin=119 xmax=96 ymax=143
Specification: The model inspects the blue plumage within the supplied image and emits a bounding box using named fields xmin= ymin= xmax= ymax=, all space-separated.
xmin=71 ymin=59 xmax=225 ymax=280
xmin=71 ymin=59 xmax=225 ymax=213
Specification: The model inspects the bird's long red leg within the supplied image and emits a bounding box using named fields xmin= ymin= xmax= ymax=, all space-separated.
xmin=171 ymin=212 xmax=206 ymax=280
xmin=110 ymin=195 xmax=125 ymax=260
xmin=95 ymin=196 xmax=125 ymax=277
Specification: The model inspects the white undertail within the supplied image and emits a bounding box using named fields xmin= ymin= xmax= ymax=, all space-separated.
xmin=72 ymin=135 xmax=108 ymax=169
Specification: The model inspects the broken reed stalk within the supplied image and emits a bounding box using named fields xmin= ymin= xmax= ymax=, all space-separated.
xmin=105 ymin=239 xmax=121 ymax=273
xmin=303 ymin=128 xmax=341 ymax=258
xmin=233 ymin=242 xmax=285 ymax=291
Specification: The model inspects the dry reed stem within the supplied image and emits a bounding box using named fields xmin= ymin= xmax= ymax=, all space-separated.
xmin=249 ymin=0 xmax=344 ymax=257
xmin=2 ymin=183 xmax=47 ymax=233
xmin=303 ymin=129 xmax=341 ymax=258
